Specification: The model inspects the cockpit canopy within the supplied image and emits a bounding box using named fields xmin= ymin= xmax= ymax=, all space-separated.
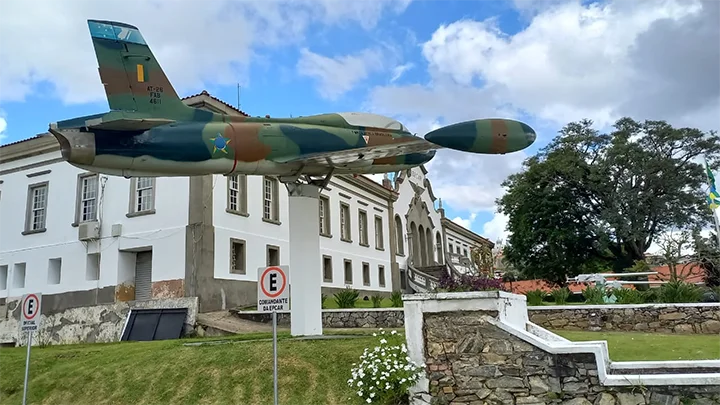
xmin=336 ymin=112 xmax=410 ymax=132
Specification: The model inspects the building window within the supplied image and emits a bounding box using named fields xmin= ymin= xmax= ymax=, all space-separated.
xmin=263 ymin=176 xmax=279 ymax=223
xmin=230 ymin=238 xmax=246 ymax=274
xmin=86 ymin=253 xmax=100 ymax=281
xmin=13 ymin=263 xmax=26 ymax=288
xmin=340 ymin=203 xmax=351 ymax=242
xmin=362 ymin=262 xmax=370 ymax=286
xmin=463 ymin=248 xmax=468 ymax=257
xmin=374 ymin=215 xmax=384 ymax=250
xmin=48 ymin=258 xmax=62 ymax=285
xmin=77 ymin=173 xmax=98 ymax=223
xmin=227 ymin=174 xmax=247 ymax=215
xmin=378 ymin=265 xmax=385 ymax=287
xmin=0 ymin=265 xmax=8 ymax=290
xmin=436 ymin=232 xmax=443 ymax=264
xmin=25 ymin=182 xmax=48 ymax=233
xmin=323 ymin=255 xmax=333 ymax=282
xmin=344 ymin=259 xmax=353 ymax=284
xmin=395 ymin=215 xmax=404 ymax=255
xmin=267 ymin=245 xmax=280 ymax=266
xmin=359 ymin=210 xmax=368 ymax=246
xmin=319 ymin=195 xmax=330 ymax=236
xmin=129 ymin=177 xmax=155 ymax=214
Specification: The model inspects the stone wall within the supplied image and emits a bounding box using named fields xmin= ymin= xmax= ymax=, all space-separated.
xmin=528 ymin=303 xmax=720 ymax=334
xmin=0 ymin=297 xmax=198 ymax=346
xmin=231 ymin=304 xmax=720 ymax=333
xmin=231 ymin=308 xmax=405 ymax=328
xmin=422 ymin=310 xmax=720 ymax=405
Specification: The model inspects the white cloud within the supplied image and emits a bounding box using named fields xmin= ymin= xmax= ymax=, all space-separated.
xmin=364 ymin=0 xmax=719 ymax=242
xmin=482 ymin=211 xmax=510 ymax=243
xmin=0 ymin=114 xmax=7 ymax=143
xmin=390 ymin=63 xmax=414 ymax=82
xmin=0 ymin=0 xmax=411 ymax=105
xmin=452 ymin=212 xmax=477 ymax=230
xmin=297 ymin=47 xmax=389 ymax=100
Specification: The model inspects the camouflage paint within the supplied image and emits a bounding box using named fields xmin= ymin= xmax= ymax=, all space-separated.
xmin=48 ymin=19 xmax=537 ymax=178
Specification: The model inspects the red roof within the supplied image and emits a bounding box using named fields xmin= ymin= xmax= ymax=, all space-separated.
xmin=503 ymin=264 xmax=706 ymax=295
xmin=648 ymin=264 xmax=705 ymax=284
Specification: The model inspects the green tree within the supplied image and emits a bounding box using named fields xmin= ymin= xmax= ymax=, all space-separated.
xmin=693 ymin=230 xmax=720 ymax=287
xmin=498 ymin=117 xmax=720 ymax=285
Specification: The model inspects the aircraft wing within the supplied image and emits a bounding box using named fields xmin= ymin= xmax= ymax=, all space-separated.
xmin=273 ymin=137 xmax=442 ymax=166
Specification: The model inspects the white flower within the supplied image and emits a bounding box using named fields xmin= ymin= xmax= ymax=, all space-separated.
xmin=357 ymin=390 xmax=363 ymax=397
xmin=366 ymin=398 xmax=372 ymax=403
xmin=391 ymin=330 xmax=398 ymax=335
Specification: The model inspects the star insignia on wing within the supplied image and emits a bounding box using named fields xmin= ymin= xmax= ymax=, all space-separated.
xmin=210 ymin=133 xmax=231 ymax=154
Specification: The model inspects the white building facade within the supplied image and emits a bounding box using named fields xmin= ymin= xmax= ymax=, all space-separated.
xmin=0 ymin=91 xmax=492 ymax=318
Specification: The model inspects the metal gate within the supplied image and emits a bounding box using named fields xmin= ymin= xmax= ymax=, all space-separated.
xmin=135 ymin=251 xmax=152 ymax=301
xmin=120 ymin=308 xmax=189 ymax=341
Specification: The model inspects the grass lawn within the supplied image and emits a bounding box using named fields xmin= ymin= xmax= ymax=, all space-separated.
xmin=553 ymin=330 xmax=720 ymax=361
xmin=1 ymin=329 xmax=718 ymax=405
xmin=0 ymin=329 xmax=387 ymax=405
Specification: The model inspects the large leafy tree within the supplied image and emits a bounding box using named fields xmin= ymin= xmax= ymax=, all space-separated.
xmin=498 ymin=117 xmax=720 ymax=285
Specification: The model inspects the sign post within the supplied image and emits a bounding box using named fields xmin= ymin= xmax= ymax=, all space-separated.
xmin=20 ymin=293 xmax=42 ymax=405
xmin=257 ymin=265 xmax=290 ymax=405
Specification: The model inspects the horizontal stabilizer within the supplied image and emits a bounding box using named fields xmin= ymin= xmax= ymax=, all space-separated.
xmin=85 ymin=117 xmax=175 ymax=131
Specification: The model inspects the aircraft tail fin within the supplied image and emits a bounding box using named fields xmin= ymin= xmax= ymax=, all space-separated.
xmin=87 ymin=20 xmax=191 ymax=119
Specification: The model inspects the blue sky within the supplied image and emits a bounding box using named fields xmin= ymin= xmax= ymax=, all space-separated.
xmin=1 ymin=0 xmax=717 ymax=245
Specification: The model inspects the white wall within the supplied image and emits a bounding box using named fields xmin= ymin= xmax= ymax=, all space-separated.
xmin=212 ymin=174 xmax=290 ymax=282
xmin=445 ymin=227 xmax=473 ymax=258
xmin=393 ymin=167 xmax=443 ymax=271
xmin=320 ymin=178 xmax=392 ymax=291
xmin=0 ymin=149 xmax=189 ymax=300
xmin=212 ymin=174 xmax=393 ymax=292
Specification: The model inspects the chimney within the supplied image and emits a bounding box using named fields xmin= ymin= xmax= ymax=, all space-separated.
xmin=438 ymin=198 xmax=445 ymax=218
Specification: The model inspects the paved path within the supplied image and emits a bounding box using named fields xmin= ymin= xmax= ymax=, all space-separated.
xmin=196 ymin=311 xmax=290 ymax=334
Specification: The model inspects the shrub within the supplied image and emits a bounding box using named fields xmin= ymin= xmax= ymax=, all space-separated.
xmin=321 ymin=293 xmax=327 ymax=309
xmin=525 ymin=289 xmax=545 ymax=306
xmin=334 ymin=288 xmax=360 ymax=308
xmin=390 ymin=291 xmax=403 ymax=308
xmin=371 ymin=295 xmax=383 ymax=308
xmin=612 ymin=288 xmax=645 ymax=304
xmin=347 ymin=329 xmax=424 ymax=405
xmin=642 ymin=288 xmax=660 ymax=303
xmin=550 ymin=287 xmax=570 ymax=305
xmin=582 ymin=285 xmax=605 ymax=305
xmin=436 ymin=272 xmax=506 ymax=293
xmin=659 ymin=280 xmax=703 ymax=303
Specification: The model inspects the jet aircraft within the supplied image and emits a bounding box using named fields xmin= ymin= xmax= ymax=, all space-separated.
xmin=49 ymin=20 xmax=537 ymax=187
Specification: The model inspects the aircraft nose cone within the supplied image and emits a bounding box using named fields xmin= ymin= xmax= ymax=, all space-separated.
xmin=424 ymin=118 xmax=537 ymax=154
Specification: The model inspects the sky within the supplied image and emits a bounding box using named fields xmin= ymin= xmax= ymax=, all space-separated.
xmin=0 ymin=0 xmax=718 ymax=249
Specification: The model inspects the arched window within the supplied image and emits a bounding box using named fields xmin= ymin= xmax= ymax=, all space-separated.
xmin=410 ymin=222 xmax=419 ymax=265
xmin=418 ymin=225 xmax=427 ymax=266
xmin=395 ymin=215 xmax=404 ymax=255
xmin=436 ymin=232 xmax=443 ymax=264
xmin=425 ymin=227 xmax=432 ymax=265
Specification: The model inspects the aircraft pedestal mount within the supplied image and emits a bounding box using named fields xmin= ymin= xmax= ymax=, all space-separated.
xmin=285 ymin=181 xmax=323 ymax=337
